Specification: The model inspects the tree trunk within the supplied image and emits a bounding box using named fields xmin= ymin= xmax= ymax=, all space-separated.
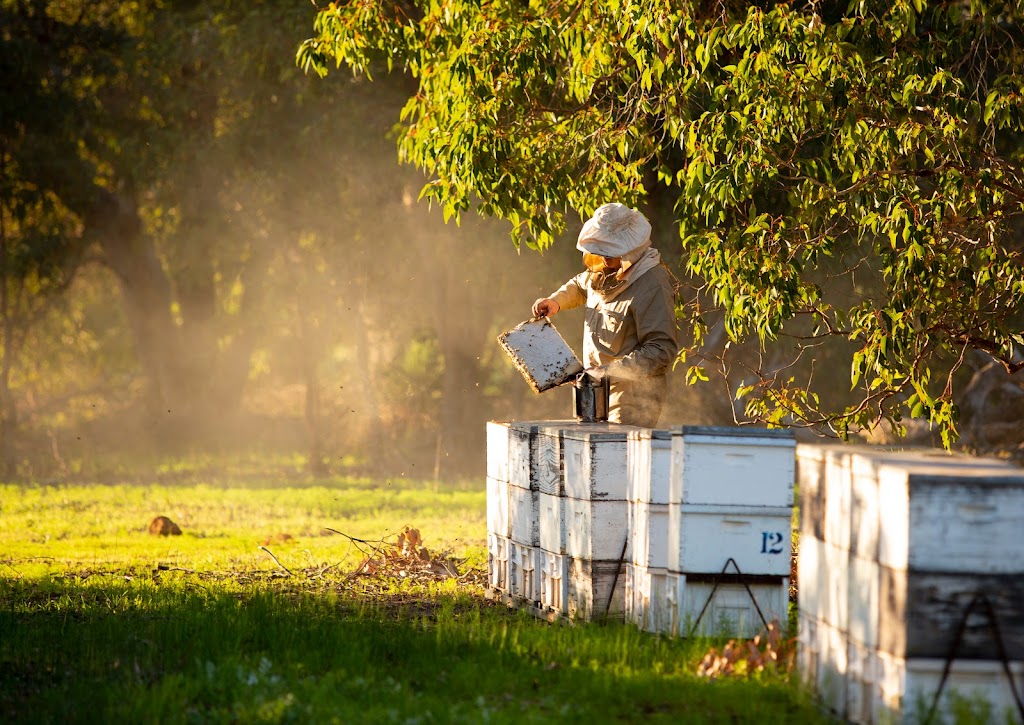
xmin=0 ymin=201 xmax=16 ymax=477
xmin=172 ymin=238 xmax=219 ymax=413
xmin=304 ymin=357 xmax=327 ymax=475
xmin=298 ymin=309 xmax=328 ymax=475
xmin=958 ymin=351 xmax=1024 ymax=451
xmin=89 ymin=189 xmax=185 ymax=420
xmin=349 ymin=295 xmax=385 ymax=468
xmin=433 ymin=246 xmax=487 ymax=479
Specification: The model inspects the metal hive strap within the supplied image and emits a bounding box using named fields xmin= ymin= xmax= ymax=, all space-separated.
xmin=686 ymin=557 xmax=771 ymax=639
xmin=605 ymin=536 xmax=629 ymax=618
xmin=923 ymin=591 xmax=1024 ymax=724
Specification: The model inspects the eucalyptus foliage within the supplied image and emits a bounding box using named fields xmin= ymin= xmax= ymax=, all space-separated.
xmin=299 ymin=0 xmax=1024 ymax=444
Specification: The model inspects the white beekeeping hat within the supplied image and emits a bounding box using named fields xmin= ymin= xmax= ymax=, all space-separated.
xmin=576 ymin=203 xmax=652 ymax=258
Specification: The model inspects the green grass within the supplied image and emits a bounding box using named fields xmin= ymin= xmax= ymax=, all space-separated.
xmin=0 ymin=464 xmax=833 ymax=724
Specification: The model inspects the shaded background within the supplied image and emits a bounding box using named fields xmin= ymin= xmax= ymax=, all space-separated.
xmin=0 ymin=0 xmax=725 ymax=481
xmin=3 ymin=0 xmax=1020 ymax=482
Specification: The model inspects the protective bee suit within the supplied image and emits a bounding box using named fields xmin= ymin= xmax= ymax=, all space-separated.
xmin=534 ymin=203 xmax=679 ymax=427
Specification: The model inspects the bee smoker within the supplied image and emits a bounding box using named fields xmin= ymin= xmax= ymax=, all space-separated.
xmin=573 ymin=372 xmax=610 ymax=423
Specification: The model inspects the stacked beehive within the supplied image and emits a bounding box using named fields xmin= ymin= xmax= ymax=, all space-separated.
xmin=625 ymin=429 xmax=673 ymax=633
xmin=534 ymin=424 xmax=568 ymax=617
xmin=797 ymin=444 xmax=1024 ymax=723
xmin=485 ymin=421 xmax=523 ymax=600
xmin=487 ymin=421 xmax=536 ymax=602
xmin=561 ymin=426 xmax=634 ymax=619
xmin=487 ymin=421 xmax=639 ymax=620
xmin=662 ymin=427 xmax=795 ymax=637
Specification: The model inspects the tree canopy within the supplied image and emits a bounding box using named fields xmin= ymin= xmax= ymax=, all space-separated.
xmin=1 ymin=0 xmax=592 ymax=478
xmin=300 ymin=0 xmax=1024 ymax=445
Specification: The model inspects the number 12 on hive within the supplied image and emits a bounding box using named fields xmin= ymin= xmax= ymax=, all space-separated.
xmin=761 ymin=531 xmax=785 ymax=554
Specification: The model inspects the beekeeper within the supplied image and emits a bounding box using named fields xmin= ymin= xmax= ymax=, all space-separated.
xmin=532 ymin=203 xmax=679 ymax=427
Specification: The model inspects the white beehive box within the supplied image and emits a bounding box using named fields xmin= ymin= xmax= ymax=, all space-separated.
xmin=667 ymin=572 xmax=789 ymax=638
xmin=671 ymin=426 xmax=796 ymax=507
xmin=823 ymin=451 xmax=854 ymax=552
xmin=845 ymin=447 xmax=1014 ymax=557
xmin=486 ymin=476 xmax=510 ymax=538
xmin=627 ymin=429 xmax=672 ymax=504
xmin=486 ymin=421 xmax=512 ymax=483
xmin=797 ymin=534 xmax=852 ymax=633
xmin=507 ymin=422 xmax=537 ymax=490
xmin=668 ymin=504 xmax=793 ymax=576
xmin=509 ymin=541 xmax=540 ymax=604
xmin=876 ymin=568 xmax=1024 ymax=660
xmin=538 ymin=491 xmax=567 ymax=554
xmin=629 ymin=500 xmax=670 ymax=569
xmin=797 ymin=446 xmax=1024 ymax=725
xmin=846 ymin=552 xmax=880 ymax=648
xmin=625 ymin=564 xmax=672 ymax=633
xmin=875 ymin=464 xmax=1024 ymax=573
xmin=849 ymin=454 xmax=882 ymax=561
xmin=539 ymin=551 xmax=568 ymax=615
xmin=803 ymin=537 xmax=1024 ymax=657
xmin=797 ymin=446 xmax=1024 ymax=642
xmin=845 ymin=637 xmax=876 ymax=724
xmin=508 ymin=484 xmax=539 ymax=546
xmin=804 ymin=614 xmax=1024 ymax=724
xmin=563 ymin=426 xmax=633 ymax=501
xmin=567 ymin=558 xmax=627 ymax=620
xmin=872 ymin=652 xmax=1024 ymax=725
xmin=796 ymin=614 xmax=819 ymax=689
xmin=797 ymin=443 xmax=1018 ymax=551
xmin=564 ymin=497 xmax=630 ymax=561
xmin=797 ymin=443 xmax=850 ymax=542
xmin=799 ymin=613 xmax=851 ymax=717
xmin=532 ymin=427 xmax=564 ymax=496
xmin=487 ymin=533 xmax=510 ymax=592
xmin=488 ymin=420 xmax=543 ymax=489
xmin=496 ymin=317 xmax=584 ymax=393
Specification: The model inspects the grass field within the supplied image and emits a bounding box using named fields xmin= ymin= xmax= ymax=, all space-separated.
xmin=0 ymin=457 xmax=834 ymax=723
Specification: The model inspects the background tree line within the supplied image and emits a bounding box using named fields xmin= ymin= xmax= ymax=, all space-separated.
xmin=2 ymin=0 xmax=1022 ymax=481
xmin=301 ymin=0 xmax=1024 ymax=454
xmin=0 ymin=0 xmax=713 ymax=480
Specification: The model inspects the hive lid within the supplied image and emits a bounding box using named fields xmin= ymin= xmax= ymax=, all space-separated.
xmin=497 ymin=317 xmax=584 ymax=393
xmin=561 ymin=422 xmax=647 ymax=441
xmin=898 ymin=467 xmax=1024 ymax=489
xmin=628 ymin=428 xmax=672 ymax=440
xmin=673 ymin=425 xmax=795 ymax=441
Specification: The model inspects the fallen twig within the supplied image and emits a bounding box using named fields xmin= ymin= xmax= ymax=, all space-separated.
xmin=258 ymin=545 xmax=294 ymax=576
xmin=320 ymin=527 xmax=394 ymax=560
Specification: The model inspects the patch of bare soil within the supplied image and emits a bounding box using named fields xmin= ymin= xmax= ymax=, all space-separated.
xmin=147 ymin=516 xmax=182 ymax=536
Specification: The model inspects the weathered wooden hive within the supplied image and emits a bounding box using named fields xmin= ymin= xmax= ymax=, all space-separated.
xmin=489 ymin=422 xmax=795 ymax=636
xmin=560 ymin=425 xmax=634 ymax=619
xmin=487 ymin=420 xmax=642 ymax=621
xmin=624 ymin=429 xmax=673 ymax=633
xmin=796 ymin=444 xmax=1024 ymax=724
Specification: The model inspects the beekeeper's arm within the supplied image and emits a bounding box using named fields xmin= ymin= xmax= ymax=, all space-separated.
xmin=532 ymin=272 xmax=587 ymax=317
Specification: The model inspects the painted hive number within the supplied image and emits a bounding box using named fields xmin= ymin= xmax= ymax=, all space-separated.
xmin=761 ymin=531 xmax=785 ymax=554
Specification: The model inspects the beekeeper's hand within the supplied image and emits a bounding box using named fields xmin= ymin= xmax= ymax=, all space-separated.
xmin=532 ymin=298 xmax=560 ymax=317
